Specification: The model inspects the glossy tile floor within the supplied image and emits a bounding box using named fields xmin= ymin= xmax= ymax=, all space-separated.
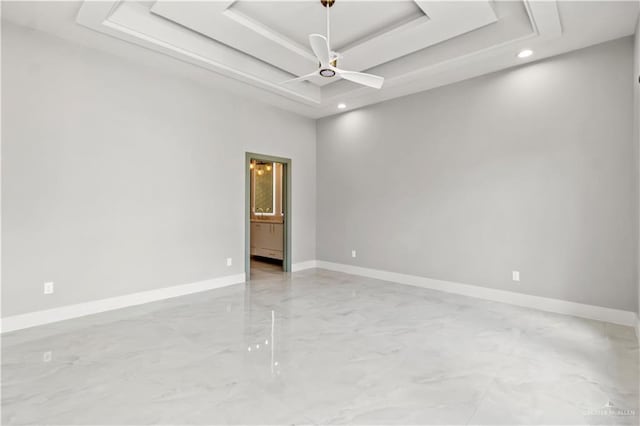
xmin=250 ymin=257 xmax=284 ymax=281
xmin=2 ymin=269 xmax=638 ymax=425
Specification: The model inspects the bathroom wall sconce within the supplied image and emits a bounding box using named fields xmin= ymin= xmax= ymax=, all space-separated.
xmin=252 ymin=162 xmax=273 ymax=176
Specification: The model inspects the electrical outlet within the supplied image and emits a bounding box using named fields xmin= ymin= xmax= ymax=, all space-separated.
xmin=226 ymin=258 xmax=232 ymax=267
xmin=43 ymin=282 xmax=54 ymax=295
xmin=43 ymin=351 xmax=52 ymax=362
xmin=512 ymin=271 xmax=520 ymax=282
xmin=351 ymin=250 xmax=357 ymax=258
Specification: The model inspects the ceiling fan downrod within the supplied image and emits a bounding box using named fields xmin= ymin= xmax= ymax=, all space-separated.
xmin=320 ymin=0 xmax=336 ymax=71
xmin=321 ymin=0 xmax=334 ymax=50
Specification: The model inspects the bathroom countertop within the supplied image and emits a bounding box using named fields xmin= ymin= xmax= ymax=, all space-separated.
xmin=250 ymin=219 xmax=284 ymax=224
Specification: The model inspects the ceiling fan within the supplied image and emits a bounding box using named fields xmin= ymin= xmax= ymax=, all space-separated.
xmin=283 ymin=0 xmax=384 ymax=89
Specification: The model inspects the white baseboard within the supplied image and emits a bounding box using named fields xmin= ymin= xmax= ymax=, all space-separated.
xmin=291 ymin=260 xmax=318 ymax=272
xmin=1 ymin=273 xmax=246 ymax=333
xmin=315 ymin=261 xmax=637 ymax=327
xmin=3 ymin=262 xmax=636 ymax=334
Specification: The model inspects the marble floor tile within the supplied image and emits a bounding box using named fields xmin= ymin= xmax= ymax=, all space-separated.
xmin=2 ymin=269 xmax=638 ymax=425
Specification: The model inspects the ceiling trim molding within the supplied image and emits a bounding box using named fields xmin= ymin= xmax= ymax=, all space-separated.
xmin=221 ymin=8 xmax=318 ymax=63
xmin=77 ymin=1 xmax=322 ymax=105
xmin=524 ymin=0 xmax=562 ymax=37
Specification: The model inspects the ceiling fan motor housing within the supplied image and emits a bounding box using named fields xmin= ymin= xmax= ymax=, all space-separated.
xmin=319 ymin=58 xmax=338 ymax=77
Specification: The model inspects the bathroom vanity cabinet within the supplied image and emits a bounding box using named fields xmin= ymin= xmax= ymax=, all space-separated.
xmin=250 ymin=221 xmax=284 ymax=260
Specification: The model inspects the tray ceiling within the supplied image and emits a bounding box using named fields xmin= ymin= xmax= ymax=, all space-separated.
xmin=38 ymin=0 xmax=631 ymax=118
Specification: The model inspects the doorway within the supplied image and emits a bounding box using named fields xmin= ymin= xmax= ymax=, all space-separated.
xmin=245 ymin=152 xmax=291 ymax=280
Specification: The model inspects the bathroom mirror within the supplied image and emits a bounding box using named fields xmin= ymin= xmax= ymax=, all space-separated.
xmin=253 ymin=162 xmax=275 ymax=215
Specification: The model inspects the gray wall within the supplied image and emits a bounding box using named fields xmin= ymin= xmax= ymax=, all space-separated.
xmin=2 ymin=23 xmax=317 ymax=317
xmin=635 ymin=18 xmax=640 ymax=316
xmin=317 ymin=37 xmax=637 ymax=312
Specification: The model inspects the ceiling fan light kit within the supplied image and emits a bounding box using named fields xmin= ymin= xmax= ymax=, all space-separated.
xmin=319 ymin=68 xmax=336 ymax=78
xmin=282 ymin=0 xmax=384 ymax=90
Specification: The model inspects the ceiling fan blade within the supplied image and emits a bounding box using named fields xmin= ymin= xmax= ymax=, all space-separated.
xmin=309 ymin=34 xmax=331 ymax=67
xmin=282 ymin=70 xmax=320 ymax=84
xmin=335 ymin=69 xmax=384 ymax=89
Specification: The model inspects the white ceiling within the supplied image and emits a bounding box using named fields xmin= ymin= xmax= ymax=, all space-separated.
xmin=2 ymin=1 xmax=639 ymax=118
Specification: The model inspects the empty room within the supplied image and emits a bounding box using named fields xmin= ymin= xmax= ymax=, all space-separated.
xmin=2 ymin=0 xmax=640 ymax=425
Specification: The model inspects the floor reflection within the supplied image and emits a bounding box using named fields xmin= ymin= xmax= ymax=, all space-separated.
xmin=2 ymin=269 xmax=638 ymax=425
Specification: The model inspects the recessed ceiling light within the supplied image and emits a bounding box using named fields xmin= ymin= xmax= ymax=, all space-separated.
xmin=517 ymin=49 xmax=533 ymax=59
xmin=337 ymin=103 xmax=346 ymax=109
